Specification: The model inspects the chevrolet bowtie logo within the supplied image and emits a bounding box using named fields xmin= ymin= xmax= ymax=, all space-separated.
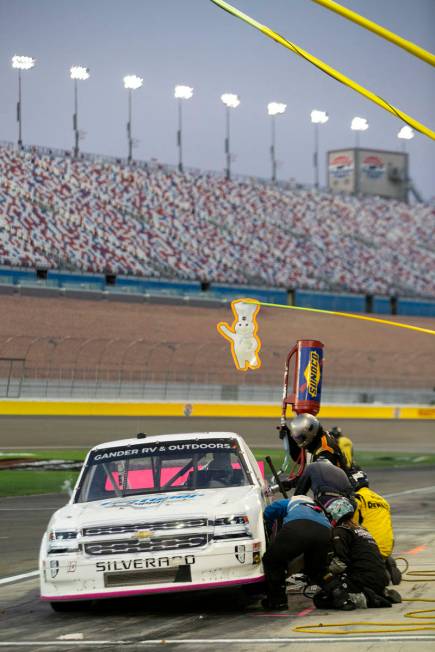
xmin=134 ymin=530 xmax=154 ymax=539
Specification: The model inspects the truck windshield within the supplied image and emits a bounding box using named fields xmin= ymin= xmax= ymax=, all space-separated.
xmin=75 ymin=439 xmax=252 ymax=503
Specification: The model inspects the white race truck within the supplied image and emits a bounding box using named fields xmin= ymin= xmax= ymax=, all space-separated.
xmin=40 ymin=431 xmax=271 ymax=610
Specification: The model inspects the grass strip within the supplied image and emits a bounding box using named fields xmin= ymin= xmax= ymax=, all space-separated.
xmin=0 ymin=470 xmax=80 ymax=497
xmin=0 ymin=448 xmax=434 ymax=497
xmin=252 ymin=448 xmax=435 ymax=470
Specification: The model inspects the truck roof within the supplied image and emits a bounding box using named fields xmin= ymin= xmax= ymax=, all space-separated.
xmin=90 ymin=432 xmax=246 ymax=451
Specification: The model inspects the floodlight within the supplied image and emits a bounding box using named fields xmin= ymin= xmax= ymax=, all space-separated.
xmin=123 ymin=75 xmax=143 ymax=90
xmin=11 ymin=55 xmax=35 ymax=70
xmin=351 ymin=116 xmax=369 ymax=131
xmin=267 ymin=102 xmax=286 ymax=116
xmin=70 ymin=66 xmax=90 ymax=81
xmin=398 ymin=126 xmax=414 ymax=140
xmin=175 ymin=85 xmax=193 ymax=100
xmin=221 ymin=93 xmax=240 ymax=109
xmin=311 ymin=110 xmax=329 ymax=124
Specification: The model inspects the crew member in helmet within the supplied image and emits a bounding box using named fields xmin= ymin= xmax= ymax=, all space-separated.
xmin=280 ymin=413 xmax=350 ymax=473
xmin=314 ymin=497 xmax=401 ymax=610
xmin=261 ymin=495 xmax=332 ymax=610
xmin=350 ymin=470 xmax=401 ymax=585
xmin=330 ymin=426 xmax=355 ymax=469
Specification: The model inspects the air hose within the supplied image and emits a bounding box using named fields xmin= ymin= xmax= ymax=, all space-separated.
xmin=293 ymin=566 xmax=435 ymax=635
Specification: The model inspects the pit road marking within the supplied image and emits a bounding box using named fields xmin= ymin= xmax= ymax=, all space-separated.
xmin=0 ymin=571 xmax=39 ymax=585
xmin=1 ymin=636 xmax=435 ymax=646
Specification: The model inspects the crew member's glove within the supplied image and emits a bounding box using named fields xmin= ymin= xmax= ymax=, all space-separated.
xmin=328 ymin=556 xmax=347 ymax=576
xmin=277 ymin=424 xmax=290 ymax=440
xmin=281 ymin=477 xmax=297 ymax=491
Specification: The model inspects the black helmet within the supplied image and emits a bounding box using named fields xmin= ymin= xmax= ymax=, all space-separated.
xmin=289 ymin=413 xmax=321 ymax=448
xmin=350 ymin=470 xmax=369 ymax=491
xmin=330 ymin=426 xmax=342 ymax=439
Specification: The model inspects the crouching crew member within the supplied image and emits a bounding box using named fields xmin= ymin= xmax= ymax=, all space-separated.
xmin=350 ymin=470 xmax=401 ymax=585
xmin=314 ymin=497 xmax=401 ymax=610
xmin=286 ymin=458 xmax=355 ymax=507
xmin=262 ymin=496 xmax=332 ymax=610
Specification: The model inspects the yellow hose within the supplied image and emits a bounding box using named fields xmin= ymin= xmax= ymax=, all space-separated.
xmin=242 ymin=298 xmax=435 ymax=337
xmin=210 ymin=0 xmax=435 ymax=140
xmin=294 ymin=568 xmax=435 ymax=634
xmin=403 ymin=570 xmax=435 ymax=582
xmin=311 ymin=0 xmax=435 ymax=67
xmin=294 ymin=600 xmax=435 ymax=634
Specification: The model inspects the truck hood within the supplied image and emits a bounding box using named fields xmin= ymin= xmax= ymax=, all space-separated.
xmin=49 ymin=486 xmax=261 ymax=530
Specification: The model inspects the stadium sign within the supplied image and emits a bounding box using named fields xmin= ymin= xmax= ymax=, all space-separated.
xmin=329 ymin=154 xmax=354 ymax=179
xmin=361 ymin=154 xmax=385 ymax=179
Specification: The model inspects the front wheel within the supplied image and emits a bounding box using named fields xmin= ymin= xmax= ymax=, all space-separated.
xmin=50 ymin=600 xmax=92 ymax=613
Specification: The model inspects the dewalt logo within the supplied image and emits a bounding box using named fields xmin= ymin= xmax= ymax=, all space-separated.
xmin=304 ymin=351 xmax=321 ymax=398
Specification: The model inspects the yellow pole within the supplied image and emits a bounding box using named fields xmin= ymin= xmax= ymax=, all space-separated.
xmin=210 ymin=0 xmax=435 ymax=140
xmin=312 ymin=0 xmax=435 ymax=67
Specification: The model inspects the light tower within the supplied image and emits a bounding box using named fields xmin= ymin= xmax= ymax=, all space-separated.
xmin=351 ymin=116 xmax=369 ymax=148
xmin=310 ymin=110 xmax=329 ymax=189
xmin=174 ymin=85 xmax=193 ymax=173
xmin=70 ymin=66 xmax=90 ymax=158
xmin=11 ymin=55 xmax=35 ymax=148
xmin=397 ymin=125 xmax=414 ymax=152
xmin=220 ymin=93 xmax=240 ymax=180
xmin=267 ymin=102 xmax=286 ymax=183
xmin=123 ymin=75 xmax=143 ymax=163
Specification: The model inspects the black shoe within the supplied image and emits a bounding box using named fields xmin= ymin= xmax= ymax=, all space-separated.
xmin=261 ymin=597 xmax=288 ymax=611
xmin=364 ymin=587 xmax=392 ymax=608
xmin=384 ymin=588 xmax=402 ymax=604
xmin=339 ymin=599 xmax=357 ymax=611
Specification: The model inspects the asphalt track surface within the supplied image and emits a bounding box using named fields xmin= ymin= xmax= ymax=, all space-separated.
xmin=1 ymin=418 xmax=435 ymax=650
xmin=0 ymin=416 xmax=434 ymax=452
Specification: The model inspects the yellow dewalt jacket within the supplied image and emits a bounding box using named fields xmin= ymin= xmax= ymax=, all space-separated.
xmin=352 ymin=486 xmax=394 ymax=558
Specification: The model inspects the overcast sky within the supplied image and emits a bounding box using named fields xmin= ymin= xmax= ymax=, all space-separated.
xmin=1 ymin=0 xmax=434 ymax=199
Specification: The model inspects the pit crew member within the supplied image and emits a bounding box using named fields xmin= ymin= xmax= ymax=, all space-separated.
xmin=289 ymin=458 xmax=355 ymax=506
xmin=314 ymin=497 xmax=401 ymax=610
xmin=279 ymin=414 xmax=351 ymax=473
xmin=350 ymin=470 xmax=401 ymax=585
xmin=262 ymin=495 xmax=332 ymax=610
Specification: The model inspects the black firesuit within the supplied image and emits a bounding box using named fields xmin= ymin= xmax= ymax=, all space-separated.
xmin=331 ymin=522 xmax=388 ymax=595
xmin=313 ymin=521 xmax=391 ymax=608
xmin=293 ymin=460 xmax=354 ymax=506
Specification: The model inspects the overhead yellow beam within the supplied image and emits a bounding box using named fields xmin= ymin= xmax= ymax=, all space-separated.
xmin=210 ymin=0 xmax=435 ymax=140
xmin=312 ymin=0 xmax=435 ymax=67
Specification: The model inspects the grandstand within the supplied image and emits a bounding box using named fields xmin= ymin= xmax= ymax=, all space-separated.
xmin=1 ymin=142 xmax=434 ymax=403
xmin=1 ymin=142 xmax=434 ymax=301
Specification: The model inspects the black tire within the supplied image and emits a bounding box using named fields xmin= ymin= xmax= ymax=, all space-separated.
xmin=50 ymin=600 xmax=92 ymax=613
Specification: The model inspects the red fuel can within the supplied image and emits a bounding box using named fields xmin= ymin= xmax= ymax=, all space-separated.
xmin=282 ymin=339 xmax=324 ymax=417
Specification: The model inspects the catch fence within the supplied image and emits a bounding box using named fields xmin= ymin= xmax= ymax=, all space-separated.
xmin=0 ymin=336 xmax=433 ymax=405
